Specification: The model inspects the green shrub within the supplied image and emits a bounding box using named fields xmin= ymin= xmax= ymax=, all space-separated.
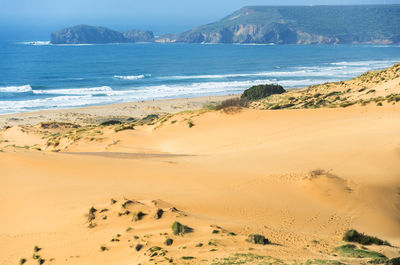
xmin=100 ymin=120 xmax=122 ymax=126
xmin=99 ymin=245 xmax=107 ymax=251
xmin=121 ymin=199 xmax=134 ymax=208
xmin=181 ymin=256 xmax=195 ymax=260
xmin=164 ymin=238 xmax=173 ymax=246
xmin=19 ymin=258 xmax=27 ymax=265
xmin=343 ymin=229 xmax=390 ymax=246
xmin=241 ymin=84 xmax=285 ymax=101
xmin=195 ymin=243 xmax=203 ymax=247
xmin=212 ymin=229 xmax=220 ymax=234
xmin=208 ymin=240 xmax=217 ymax=246
xmin=171 ymin=221 xmax=193 ymax=235
xmin=114 ymin=123 xmax=135 ymax=132
xmin=33 ymin=246 xmax=41 ymax=252
xmin=248 ymin=234 xmax=269 ymax=245
xmin=388 ymin=257 xmax=400 ymax=265
xmin=187 ymin=121 xmax=194 ymax=128
xmin=38 ymin=258 xmax=45 ymax=265
xmin=132 ymin=211 xmax=145 ymax=221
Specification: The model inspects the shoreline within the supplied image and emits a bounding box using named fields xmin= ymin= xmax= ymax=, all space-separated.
xmin=0 ymin=94 xmax=239 ymax=127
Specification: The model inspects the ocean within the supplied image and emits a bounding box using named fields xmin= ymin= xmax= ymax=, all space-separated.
xmin=0 ymin=41 xmax=399 ymax=114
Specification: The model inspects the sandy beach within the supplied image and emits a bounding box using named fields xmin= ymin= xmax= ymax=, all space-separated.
xmin=1 ymin=65 xmax=400 ymax=264
xmin=0 ymin=95 xmax=238 ymax=128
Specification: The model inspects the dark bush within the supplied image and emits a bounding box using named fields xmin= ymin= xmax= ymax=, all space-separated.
xmin=343 ymin=229 xmax=390 ymax=246
xmin=171 ymin=221 xmax=193 ymax=236
xmin=164 ymin=238 xmax=173 ymax=246
xmin=135 ymin=244 xmax=143 ymax=251
xmin=187 ymin=121 xmax=194 ymax=128
xmin=388 ymin=257 xmax=400 ymax=265
xmin=33 ymin=246 xmax=41 ymax=252
xmin=216 ymin=97 xmax=249 ymax=110
xmin=241 ymin=84 xmax=286 ymax=101
xmin=100 ymin=120 xmax=122 ymax=126
xmin=99 ymin=245 xmax=107 ymax=251
xmin=88 ymin=207 xmax=97 ymax=222
xmin=132 ymin=211 xmax=146 ymax=221
xmin=154 ymin=209 xmax=164 ymax=219
xmin=248 ymin=234 xmax=269 ymax=245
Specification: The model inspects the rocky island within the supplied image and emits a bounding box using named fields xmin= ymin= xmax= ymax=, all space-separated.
xmin=50 ymin=25 xmax=154 ymax=44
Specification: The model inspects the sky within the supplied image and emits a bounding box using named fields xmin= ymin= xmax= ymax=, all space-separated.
xmin=1 ymin=0 xmax=399 ymax=40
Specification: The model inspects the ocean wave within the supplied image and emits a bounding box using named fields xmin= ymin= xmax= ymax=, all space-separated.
xmin=33 ymin=86 xmax=112 ymax=95
xmin=330 ymin=60 xmax=399 ymax=67
xmin=19 ymin=41 xmax=51 ymax=46
xmin=0 ymin=85 xmax=32 ymax=93
xmin=113 ymin=74 xmax=150 ymax=80
xmin=164 ymin=67 xmax=360 ymax=80
xmin=55 ymin=43 xmax=94 ymax=46
xmin=233 ymin=43 xmax=275 ymax=46
xmin=0 ymin=78 xmax=337 ymax=114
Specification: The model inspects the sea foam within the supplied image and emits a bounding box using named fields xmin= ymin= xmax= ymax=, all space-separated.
xmin=113 ymin=74 xmax=149 ymax=80
xmin=0 ymin=85 xmax=32 ymax=93
xmin=33 ymin=86 xmax=113 ymax=95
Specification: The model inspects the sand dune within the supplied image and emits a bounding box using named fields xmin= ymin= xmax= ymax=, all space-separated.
xmin=1 ymin=105 xmax=400 ymax=264
xmin=1 ymin=64 xmax=400 ymax=264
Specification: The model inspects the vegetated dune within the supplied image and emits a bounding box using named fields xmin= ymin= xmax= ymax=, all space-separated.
xmin=1 ymin=65 xmax=400 ymax=264
xmin=252 ymin=62 xmax=400 ymax=110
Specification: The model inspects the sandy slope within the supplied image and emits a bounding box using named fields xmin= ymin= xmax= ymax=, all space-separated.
xmin=1 ymin=104 xmax=400 ymax=264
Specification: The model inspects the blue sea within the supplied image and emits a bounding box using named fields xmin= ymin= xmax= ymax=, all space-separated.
xmin=0 ymin=41 xmax=399 ymax=114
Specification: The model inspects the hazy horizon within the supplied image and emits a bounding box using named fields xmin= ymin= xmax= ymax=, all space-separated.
xmin=1 ymin=0 xmax=399 ymax=41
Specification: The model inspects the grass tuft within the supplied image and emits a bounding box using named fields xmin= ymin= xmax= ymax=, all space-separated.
xmin=333 ymin=244 xmax=387 ymax=259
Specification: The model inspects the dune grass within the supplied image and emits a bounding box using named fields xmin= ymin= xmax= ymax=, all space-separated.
xmin=333 ymin=244 xmax=387 ymax=260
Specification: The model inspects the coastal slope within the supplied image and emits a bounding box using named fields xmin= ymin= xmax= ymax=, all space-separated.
xmin=169 ymin=5 xmax=400 ymax=44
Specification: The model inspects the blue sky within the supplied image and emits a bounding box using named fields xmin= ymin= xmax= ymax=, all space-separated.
xmin=1 ymin=0 xmax=399 ymax=40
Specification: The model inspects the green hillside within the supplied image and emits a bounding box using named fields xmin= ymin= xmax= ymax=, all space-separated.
xmin=175 ymin=5 xmax=400 ymax=44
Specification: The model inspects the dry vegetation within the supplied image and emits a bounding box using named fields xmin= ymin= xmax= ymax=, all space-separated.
xmin=251 ymin=63 xmax=400 ymax=110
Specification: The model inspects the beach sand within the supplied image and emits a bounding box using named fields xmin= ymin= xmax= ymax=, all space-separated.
xmin=0 ymin=95 xmax=238 ymax=128
xmin=0 ymin=67 xmax=400 ymax=264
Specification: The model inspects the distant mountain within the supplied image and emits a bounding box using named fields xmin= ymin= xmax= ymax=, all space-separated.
xmin=172 ymin=5 xmax=400 ymax=44
xmin=50 ymin=25 xmax=154 ymax=44
xmin=51 ymin=5 xmax=400 ymax=45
